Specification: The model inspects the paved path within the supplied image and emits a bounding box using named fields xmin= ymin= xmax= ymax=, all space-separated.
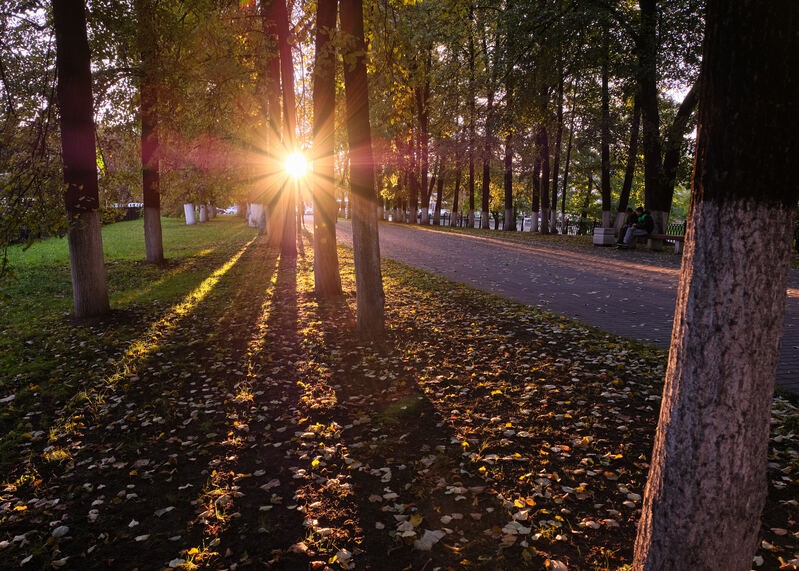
xmin=335 ymin=220 xmax=799 ymax=394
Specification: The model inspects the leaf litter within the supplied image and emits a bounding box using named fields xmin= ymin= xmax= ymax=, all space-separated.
xmin=0 ymin=233 xmax=796 ymax=570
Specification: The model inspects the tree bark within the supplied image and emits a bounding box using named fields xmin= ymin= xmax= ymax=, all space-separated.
xmin=633 ymin=1 xmax=799 ymax=568
xmin=637 ymin=0 xmax=664 ymax=220
xmin=275 ymin=0 xmax=297 ymax=259
xmin=136 ymin=0 xmax=164 ymax=264
xmin=531 ymin=145 xmax=541 ymax=233
xmin=340 ymin=0 xmax=385 ymax=338
xmin=467 ymin=3 xmax=476 ymax=227
xmin=416 ymin=48 xmax=432 ymax=226
xmin=502 ymin=133 xmax=514 ymax=230
xmin=451 ymin=144 xmax=462 ymax=227
xmin=560 ymin=94 xmax=576 ymax=233
xmin=616 ymin=96 xmax=640 ymax=231
xmin=433 ymin=170 xmax=444 ymax=226
xmin=600 ymin=19 xmax=612 ymax=228
xmin=480 ymin=89 xmax=494 ymax=229
xmin=661 ymin=81 xmax=699 ymax=207
xmin=261 ymin=0 xmax=285 ymax=245
xmin=53 ymin=0 xmax=109 ymax=319
xmin=312 ymin=0 xmax=342 ymax=299
xmin=538 ymin=124 xmax=551 ymax=234
xmin=551 ymin=58 xmax=564 ymax=233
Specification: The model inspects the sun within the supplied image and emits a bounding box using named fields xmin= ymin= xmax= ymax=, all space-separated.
xmin=284 ymin=151 xmax=309 ymax=179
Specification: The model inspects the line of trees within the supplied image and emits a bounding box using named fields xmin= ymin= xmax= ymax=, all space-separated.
xmin=363 ymin=0 xmax=702 ymax=239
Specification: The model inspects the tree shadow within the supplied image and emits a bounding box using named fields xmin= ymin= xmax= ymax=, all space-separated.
xmin=0 ymin=235 xmax=287 ymax=569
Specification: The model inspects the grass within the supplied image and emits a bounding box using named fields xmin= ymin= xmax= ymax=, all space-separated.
xmin=0 ymin=215 xmax=256 ymax=469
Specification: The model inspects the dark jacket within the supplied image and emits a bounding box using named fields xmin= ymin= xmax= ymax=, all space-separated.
xmin=636 ymin=211 xmax=654 ymax=233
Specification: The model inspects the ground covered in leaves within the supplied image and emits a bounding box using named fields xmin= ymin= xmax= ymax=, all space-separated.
xmin=1 ymin=228 xmax=798 ymax=570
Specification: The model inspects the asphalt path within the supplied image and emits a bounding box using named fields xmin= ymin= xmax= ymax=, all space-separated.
xmin=334 ymin=219 xmax=799 ymax=394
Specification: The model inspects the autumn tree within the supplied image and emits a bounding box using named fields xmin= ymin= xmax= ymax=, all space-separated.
xmin=135 ymin=0 xmax=164 ymax=264
xmin=340 ymin=0 xmax=385 ymax=337
xmin=52 ymin=0 xmax=110 ymax=318
xmin=311 ymin=0 xmax=342 ymax=298
xmin=633 ymin=1 xmax=799 ymax=568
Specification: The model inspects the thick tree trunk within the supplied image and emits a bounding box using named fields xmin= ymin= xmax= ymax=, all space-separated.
xmin=340 ymin=0 xmax=385 ymax=338
xmin=53 ymin=0 xmax=109 ymax=319
xmin=503 ymin=133 xmax=514 ymax=231
xmin=137 ymin=0 xmax=164 ymax=264
xmin=633 ymin=1 xmax=799 ymax=568
xmin=312 ymin=0 xmax=342 ymax=299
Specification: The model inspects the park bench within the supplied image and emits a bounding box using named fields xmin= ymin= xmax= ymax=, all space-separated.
xmin=643 ymin=233 xmax=685 ymax=253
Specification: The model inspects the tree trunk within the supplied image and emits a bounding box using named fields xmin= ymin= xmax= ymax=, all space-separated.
xmin=53 ymin=0 xmax=109 ymax=319
xmin=311 ymin=0 xmax=342 ymax=299
xmin=633 ymin=1 xmax=799 ymax=568
xmin=416 ymin=47 xmax=432 ymax=226
xmin=480 ymin=89 xmax=494 ymax=229
xmin=451 ymin=145 xmax=462 ymax=227
xmin=531 ymin=146 xmax=541 ymax=233
xmin=551 ymin=58 xmax=564 ymax=233
xmin=538 ymin=124 xmax=551 ymax=234
xmin=616 ymin=96 xmax=641 ymax=232
xmin=467 ymin=3 xmax=476 ymax=228
xmin=275 ymin=0 xmax=297 ymax=259
xmin=408 ymin=135 xmax=419 ymax=224
xmin=261 ymin=0 xmax=284 ymax=245
xmin=433 ymin=171 xmax=444 ymax=225
xmin=561 ymin=95 xmax=576 ymax=233
xmin=637 ymin=0 xmax=664 ymax=221
xmin=661 ymin=82 xmax=699 ymax=207
xmin=577 ymin=175 xmax=592 ymax=235
xmin=503 ymin=133 xmax=514 ymax=230
xmin=600 ymin=18 xmax=612 ymax=228
xmin=340 ymin=0 xmax=385 ymax=338
xmin=136 ymin=0 xmax=164 ymax=264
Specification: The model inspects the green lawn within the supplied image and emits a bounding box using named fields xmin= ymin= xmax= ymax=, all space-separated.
xmin=0 ymin=216 xmax=256 ymax=465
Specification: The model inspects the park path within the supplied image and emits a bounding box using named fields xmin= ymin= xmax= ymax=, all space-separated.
xmin=335 ymin=220 xmax=799 ymax=394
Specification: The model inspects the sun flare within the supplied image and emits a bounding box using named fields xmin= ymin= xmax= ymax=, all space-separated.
xmin=284 ymin=151 xmax=309 ymax=179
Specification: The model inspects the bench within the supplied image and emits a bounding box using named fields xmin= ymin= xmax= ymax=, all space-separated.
xmin=643 ymin=233 xmax=685 ymax=253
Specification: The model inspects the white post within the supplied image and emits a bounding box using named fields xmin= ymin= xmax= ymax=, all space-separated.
xmin=184 ymin=203 xmax=196 ymax=225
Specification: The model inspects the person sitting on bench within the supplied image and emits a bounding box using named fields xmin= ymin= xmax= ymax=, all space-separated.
xmin=617 ymin=207 xmax=638 ymax=246
xmin=618 ymin=206 xmax=654 ymax=249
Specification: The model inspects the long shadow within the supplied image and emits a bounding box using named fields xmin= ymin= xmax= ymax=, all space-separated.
xmin=0 ymin=235 xmax=282 ymax=569
xmin=206 ymin=252 xmax=313 ymax=569
xmin=0 ymin=241 xmax=252 ymax=463
xmin=301 ymin=300 xmax=512 ymax=570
